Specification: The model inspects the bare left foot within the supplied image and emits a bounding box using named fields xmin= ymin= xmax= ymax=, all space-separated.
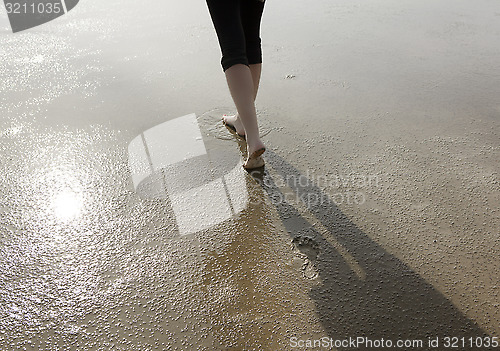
xmin=222 ymin=114 xmax=246 ymax=138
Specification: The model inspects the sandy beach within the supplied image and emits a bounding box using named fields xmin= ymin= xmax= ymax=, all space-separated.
xmin=1 ymin=0 xmax=499 ymax=349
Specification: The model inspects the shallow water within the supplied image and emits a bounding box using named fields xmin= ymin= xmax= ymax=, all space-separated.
xmin=0 ymin=0 xmax=499 ymax=349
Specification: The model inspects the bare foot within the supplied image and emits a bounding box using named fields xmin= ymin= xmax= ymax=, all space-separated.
xmin=243 ymin=155 xmax=265 ymax=169
xmin=243 ymin=138 xmax=266 ymax=169
xmin=222 ymin=114 xmax=246 ymax=138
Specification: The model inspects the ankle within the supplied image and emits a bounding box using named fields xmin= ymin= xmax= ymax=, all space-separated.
xmin=248 ymin=137 xmax=265 ymax=151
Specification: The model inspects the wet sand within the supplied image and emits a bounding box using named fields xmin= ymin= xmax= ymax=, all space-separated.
xmin=1 ymin=0 xmax=499 ymax=349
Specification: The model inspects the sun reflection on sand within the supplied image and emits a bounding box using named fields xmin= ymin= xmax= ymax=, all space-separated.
xmin=51 ymin=190 xmax=84 ymax=222
xmin=29 ymin=166 xmax=89 ymax=228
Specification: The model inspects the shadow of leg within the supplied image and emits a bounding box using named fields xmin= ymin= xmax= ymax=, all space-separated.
xmin=250 ymin=150 xmax=492 ymax=349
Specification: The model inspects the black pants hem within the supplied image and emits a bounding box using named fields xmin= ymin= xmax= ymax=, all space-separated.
xmin=206 ymin=0 xmax=265 ymax=72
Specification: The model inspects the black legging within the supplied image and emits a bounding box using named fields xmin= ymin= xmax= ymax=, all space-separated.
xmin=206 ymin=0 xmax=265 ymax=72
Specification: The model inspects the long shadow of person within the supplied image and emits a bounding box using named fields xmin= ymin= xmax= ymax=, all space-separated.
xmin=248 ymin=149 xmax=493 ymax=350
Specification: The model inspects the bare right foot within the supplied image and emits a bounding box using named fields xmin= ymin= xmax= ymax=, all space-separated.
xmin=222 ymin=114 xmax=246 ymax=138
xmin=243 ymin=155 xmax=265 ymax=169
xmin=243 ymin=138 xmax=266 ymax=169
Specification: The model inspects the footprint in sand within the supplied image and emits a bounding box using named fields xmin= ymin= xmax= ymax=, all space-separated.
xmin=291 ymin=230 xmax=320 ymax=280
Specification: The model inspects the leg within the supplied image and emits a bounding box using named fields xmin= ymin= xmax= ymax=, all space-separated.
xmin=222 ymin=0 xmax=265 ymax=138
xmin=225 ymin=64 xmax=265 ymax=168
xmin=206 ymin=0 xmax=248 ymax=137
xmin=207 ymin=0 xmax=266 ymax=168
xmin=222 ymin=62 xmax=261 ymax=137
xmin=249 ymin=63 xmax=262 ymax=100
